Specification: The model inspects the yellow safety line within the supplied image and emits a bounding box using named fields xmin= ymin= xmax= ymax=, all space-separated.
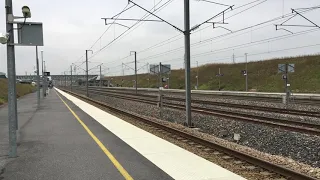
xmin=55 ymin=91 xmax=134 ymax=180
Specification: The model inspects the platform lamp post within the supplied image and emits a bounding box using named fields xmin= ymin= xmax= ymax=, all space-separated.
xmin=85 ymin=50 xmax=93 ymax=97
xmin=2 ymin=3 xmax=43 ymax=158
xmin=41 ymin=50 xmax=44 ymax=97
xmin=44 ymin=60 xmax=47 ymax=97
xmin=35 ymin=47 xmax=40 ymax=105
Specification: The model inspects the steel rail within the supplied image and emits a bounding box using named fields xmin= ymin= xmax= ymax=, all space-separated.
xmin=81 ymin=87 xmax=320 ymax=117
xmin=74 ymin=87 xmax=320 ymax=136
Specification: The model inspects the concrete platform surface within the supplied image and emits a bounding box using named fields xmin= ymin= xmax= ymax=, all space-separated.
xmin=56 ymin=88 xmax=246 ymax=180
xmin=0 ymin=89 xmax=172 ymax=180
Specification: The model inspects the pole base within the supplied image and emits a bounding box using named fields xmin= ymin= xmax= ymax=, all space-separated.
xmin=183 ymin=122 xmax=195 ymax=128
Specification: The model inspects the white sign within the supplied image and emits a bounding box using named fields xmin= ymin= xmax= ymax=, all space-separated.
xmin=161 ymin=64 xmax=171 ymax=74
xmin=150 ymin=64 xmax=159 ymax=74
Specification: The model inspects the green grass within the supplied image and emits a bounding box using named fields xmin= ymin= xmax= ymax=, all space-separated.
xmin=0 ymin=79 xmax=35 ymax=105
xmin=106 ymin=54 xmax=320 ymax=93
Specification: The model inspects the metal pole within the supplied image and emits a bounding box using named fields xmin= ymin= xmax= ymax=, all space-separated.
xmin=184 ymin=0 xmax=192 ymax=127
xmin=45 ymin=61 xmax=47 ymax=96
xmin=6 ymin=0 xmax=17 ymax=157
xmin=99 ymin=65 xmax=102 ymax=87
xmin=36 ymin=47 xmax=40 ymax=105
xmin=64 ymin=72 xmax=66 ymax=87
xmin=245 ymin=53 xmax=248 ymax=92
xmin=196 ymin=61 xmax=199 ymax=89
xmin=159 ymin=62 xmax=162 ymax=88
xmin=285 ymin=63 xmax=289 ymax=105
xmin=45 ymin=66 xmax=47 ymax=96
xmin=232 ymin=53 xmax=235 ymax=63
xmin=70 ymin=65 xmax=73 ymax=91
xmin=219 ymin=68 xmax=221 ymax=90
xmin=86 ymin=50 xmax=89 ymax=97
xmin=43 ymin=57 xmax=47 ymax=97
xmin=134 ymin=52 xmax=137 ymax=94
xmin=159 ymin=88 xmax=163 ymax=118
xmin=41 ymin=51 xmax=44 ymax=97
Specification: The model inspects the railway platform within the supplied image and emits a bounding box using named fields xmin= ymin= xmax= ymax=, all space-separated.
xmin=0 ymin=88 xmax=245 ymax=180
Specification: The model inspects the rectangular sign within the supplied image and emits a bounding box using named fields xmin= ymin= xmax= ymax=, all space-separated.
xmin=150 ymin=64 xmax=171 ymax=74
xmin=278 ymin=64 xmax=286 ymax=73
xmin=161 ymin=64 xmax=171 ymax=74
xmin=44 ymin=72 xmax=50 ymax=76
xmin=150 ymin=64 xmax=159 ymax=74
xmin=288 ymin=64 xmax=295 ymax=73
xmin=278 ymin=64 xmax=295 ymax=73
xmin=17 ymin=22 xmax=44 ymax=46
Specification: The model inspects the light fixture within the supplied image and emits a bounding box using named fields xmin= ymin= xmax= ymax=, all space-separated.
xmin=22 ymin=6 xmax=31 ymax=18
xmin=0 ymin=33 xmax=9 ymax=44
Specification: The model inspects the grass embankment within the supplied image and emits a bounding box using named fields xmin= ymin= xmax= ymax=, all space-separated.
xmin=108 ymin=54 xmax=320 ymax=93
xmin=0 ymin=79 xmax=35 ymax=105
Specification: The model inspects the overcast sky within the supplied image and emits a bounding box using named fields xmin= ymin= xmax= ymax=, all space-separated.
xmin=0 ymin=0 xmax=319 ymax=76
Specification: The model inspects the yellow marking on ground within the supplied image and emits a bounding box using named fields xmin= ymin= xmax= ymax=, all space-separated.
xmin=55 ymin=91 xmax=134 ymax=180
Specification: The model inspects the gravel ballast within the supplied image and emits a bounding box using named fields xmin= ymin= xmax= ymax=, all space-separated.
xmin=86 ymin=91 xmax=320 ymax=166
xmin=70 ymin=88 xmax=320 ymax=178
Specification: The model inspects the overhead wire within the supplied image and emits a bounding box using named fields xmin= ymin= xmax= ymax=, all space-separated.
xmin=88 ymin=0 xmax=174 ymax=60
xmin=70 ymin=1 xmax=319 ymax=76
xmin=190 ymin=29 xmax=320 ymax=59
xmin=197 ymin=42 xmax=320 ymax=65
xmin=88 ymin=3 xmax=131 ymax=50
xmin=137 ymin=6 xmax=319 ymax=62
xmin=196 ymin=0 xmax=230 ymax=7
xmin=68 ymin=3 xmax=133 ymax=72
xmin=113 ymin=2 xmax=318 ymax=63
xmin=64 ymin=3 xmax=131 ymax=73
xmin=72 ymin=53 xmax=86 ymax=64
xmin=115 ymin=0 xmax=169 ymax=40
xmin=137 ymin=0 xmax=267 ymax=55
xmin=100 ymin=0 xmax=269 ymax=68
xmin=70 ymin=0 xmax=268 ymax=70
xmin=159 ymin=42 xmax=320 ymax=68
xmin=143 ymin=27 xmax=320 ymax=65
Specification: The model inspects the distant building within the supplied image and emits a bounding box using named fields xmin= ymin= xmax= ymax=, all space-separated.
xmin=0 ymin=72 xmax=6 ymax=78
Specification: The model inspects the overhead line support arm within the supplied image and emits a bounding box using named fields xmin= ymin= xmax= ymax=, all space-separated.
xmin=128 ymin=0 xmax=184 ymax=33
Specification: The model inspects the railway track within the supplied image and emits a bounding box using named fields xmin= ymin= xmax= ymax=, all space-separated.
xmin=164 ymin=103 xmax=320 ymax=136
xmin=84 ymin=86 xmax=320 ymax=118
xmin=82 ymin=86 xmax=320 ymax=106
xmin=73 ymin=87 xmax=320 ymax=136
xmin=165 ymin=96 xmax=320 ymax=118
xmin=61 ymin=88 xmax=318 ymax=180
